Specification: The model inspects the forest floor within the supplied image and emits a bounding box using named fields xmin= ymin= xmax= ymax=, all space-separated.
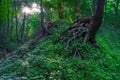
xmin=0 ymin=23 xmax=120 ymax=80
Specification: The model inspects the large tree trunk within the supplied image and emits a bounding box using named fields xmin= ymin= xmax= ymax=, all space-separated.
xmin=54 ymin=0 xmax=106 ymax=47
xmin=83 ymin=0 xmax=106 ymax=43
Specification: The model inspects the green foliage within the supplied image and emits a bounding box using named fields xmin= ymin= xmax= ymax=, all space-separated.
xmin=0 ymin=24 xmax=120 ymax=80
xmin=0 ymin=0 xmax=120 ymax=79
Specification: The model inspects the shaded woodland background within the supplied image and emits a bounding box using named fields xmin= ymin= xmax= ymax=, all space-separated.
xmin=0 ymin=0 xmax=120 ymax=79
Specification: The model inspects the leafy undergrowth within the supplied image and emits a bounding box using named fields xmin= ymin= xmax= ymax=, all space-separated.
xmin=0 ymin=24 xmax=120 ymax=80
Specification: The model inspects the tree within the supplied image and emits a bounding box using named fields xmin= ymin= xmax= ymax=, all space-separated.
xmin=6 ymin=0 xmax=10 ymax=39
xmin=40 ymin=0 xmax=46 ymax=35
xmin=54 ymin=0 xmax=106 ymax=47
xmin=83 ymin=0 xmax=106 ymax=43
xmin=75 ymin=0 xmax=80 ymax=20
xmin=14 ymin=0 xmax=19 ymax=45
xmin=93 ymin=0 xmax=96 ymax=13
xmin=58 ymin=1 xmax=64 ymax=19
xmin=21 ymin=13 xmax=26 ymax=41
xmin=114 ymin=0 xmax=119 ymax=15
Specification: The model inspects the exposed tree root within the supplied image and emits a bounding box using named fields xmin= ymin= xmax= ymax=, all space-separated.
xmin=73 ymin=48 xmax=83 ymax=61
xmin=53 ymin=16 xmax=98 ymax=48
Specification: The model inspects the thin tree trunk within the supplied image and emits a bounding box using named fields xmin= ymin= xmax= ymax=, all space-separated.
xmin=93 ymin=0 xmax=96 ymax=14
xmin=21 ymin=13 xmax=26 ymax=41
xmin=9 ymin=5 xmax=14 ymax=39
xmin=114 ymin=0 xmax=119 ymax=15
xmin=75 ymin=0 xmax=80 ymax=20
xmin=7 ymin=0 xmax=10 ymax=39
xmin=40 ymin=0 xmax=46 ymax=35
xmin=104 ymin=0 xmax=107 ymax=14
xmin=58 ymin=2 xmax=64 ymax=19
xmin=14 ymin=0 xmax=19 ymax=45
xmin=26 ymin=15 xmax=29 ymax=39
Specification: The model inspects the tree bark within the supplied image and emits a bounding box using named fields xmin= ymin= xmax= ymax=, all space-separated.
xmin=83 ymin=0 xmax=106 ymax=43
